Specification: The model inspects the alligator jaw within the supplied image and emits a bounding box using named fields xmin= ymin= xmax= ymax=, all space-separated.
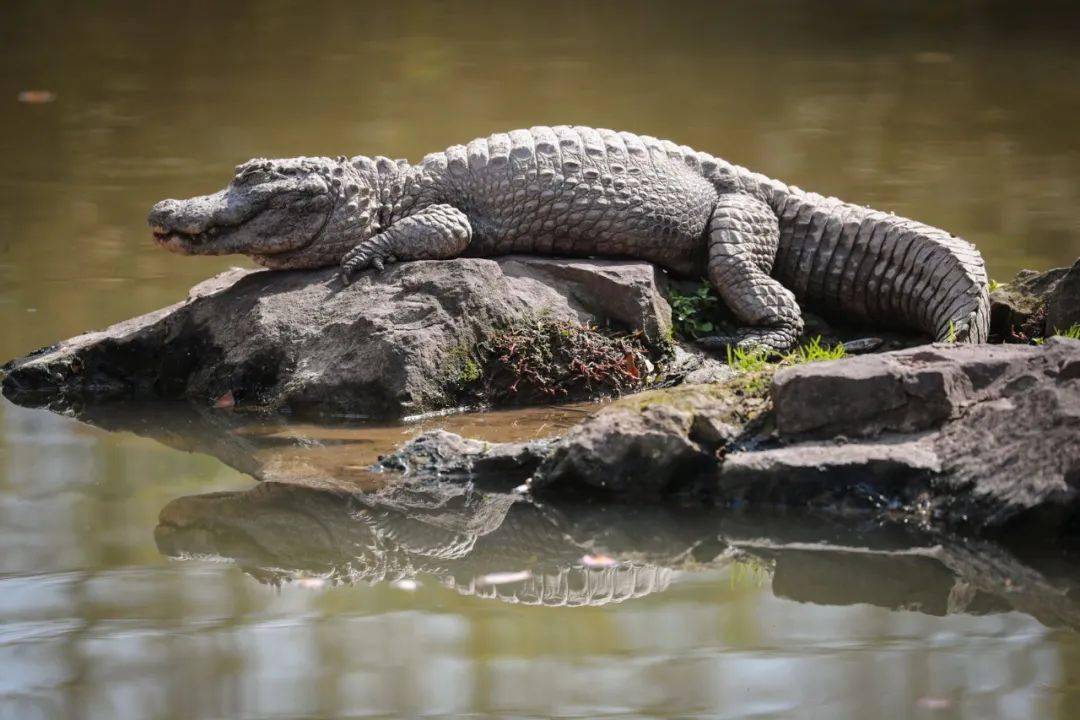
xmin=151 ymin=224 xmax=231 ymax=255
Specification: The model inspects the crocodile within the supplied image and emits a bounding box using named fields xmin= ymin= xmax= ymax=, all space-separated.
xmin=148 ymin=125 xmax=990 ymax=351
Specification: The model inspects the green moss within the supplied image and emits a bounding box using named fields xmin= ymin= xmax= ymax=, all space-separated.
xmin=443 ymin=344 xmax=484 ymax=388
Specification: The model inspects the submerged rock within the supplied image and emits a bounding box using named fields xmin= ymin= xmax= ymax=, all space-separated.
xmin=1 ymin=257 xmax=680 ymax=418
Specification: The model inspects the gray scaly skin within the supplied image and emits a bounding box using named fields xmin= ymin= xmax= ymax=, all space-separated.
xmin=149 ymin=126 xmax=990 ymax=350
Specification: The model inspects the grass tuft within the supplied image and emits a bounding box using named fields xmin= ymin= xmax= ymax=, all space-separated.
xmin=783 ymin=335 xmax=847 ymax=364
xmin=1052 ymin=324 xmax=1080 ymax=340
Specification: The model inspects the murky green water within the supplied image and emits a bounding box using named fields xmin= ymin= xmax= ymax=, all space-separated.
xmin=2 ymin=1 xmax=1080 ymax=718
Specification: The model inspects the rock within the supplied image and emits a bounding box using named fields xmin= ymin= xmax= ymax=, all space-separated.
xmin=761 ymin=338 xmax=1080 ymax=527
xmin=2 ymin=257 xmax=679 ymax=419
xmin=530 ymin=384 xmax=750 ymax=499
xmin=719 ymin=436 xmax=941 ymax=506
xmin=989 ymin=265 xmax=1070 ymax=341
xmin=660 ymin=344 xmax=735 ymax=386
xmin=771 ymin=341 xmax=1077 ymax=439
xmin=378 ymin=339 xmax=1080 ymax=533
xmin=376 ymin=429 xmax=550 ymax=488
xmin=1046 ymin=259 xmax=1080 ymax=335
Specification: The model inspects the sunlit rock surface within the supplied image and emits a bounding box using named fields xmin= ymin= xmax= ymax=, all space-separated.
xmin=1 ymin=257 xmax=691 ymax=418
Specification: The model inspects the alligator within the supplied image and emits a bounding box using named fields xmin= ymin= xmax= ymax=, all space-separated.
xmin=148 ymin=126 xmax=990 ymax=351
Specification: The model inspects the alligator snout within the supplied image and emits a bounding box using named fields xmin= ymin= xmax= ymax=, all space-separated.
xmin=148 ymin=198 xmax=185 ymax=233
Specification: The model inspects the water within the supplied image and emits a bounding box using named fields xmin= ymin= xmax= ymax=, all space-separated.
xmin=2 ymin=1 xmax=1079 ymax=717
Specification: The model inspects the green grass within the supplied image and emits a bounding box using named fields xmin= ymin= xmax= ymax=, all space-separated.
xmin=725 ymin=344 xmax=773 ymax=373
xmin=724 ymin=335 xmax=846 ymax=373
xmin=1033 ymin=324 xmax=1080 ymax=345
xmin=783 ymin=335 xmax=847 ymax=364
xmin=988 ymin=278 xmax=1002 ymax=292
xmin=1052 ymin=324 xmax=1080 ymax=340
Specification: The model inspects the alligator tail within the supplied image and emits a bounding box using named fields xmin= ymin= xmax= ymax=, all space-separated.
xmin=764 ymin=189 xmax=989 ymax=343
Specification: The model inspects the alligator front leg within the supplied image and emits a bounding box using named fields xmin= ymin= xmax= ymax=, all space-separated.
xmin=340 ymin=204 xmax=472 ymax=284
xmin=697 ymin=193 xmax=804 ymax=353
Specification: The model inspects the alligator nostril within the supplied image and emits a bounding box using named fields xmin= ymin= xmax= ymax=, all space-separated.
xmin=148 ymin=199 xmax=180 ymax=227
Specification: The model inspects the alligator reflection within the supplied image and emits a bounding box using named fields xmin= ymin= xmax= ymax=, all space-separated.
xmin=156 ymin=479 xmax=1080 ymax=625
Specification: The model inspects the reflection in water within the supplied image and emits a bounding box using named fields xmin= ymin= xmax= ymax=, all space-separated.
xmin=4 ymin=391 xmax=1080 ymax=717
xmin=154 ymin=478 xmax=1080 ymax=628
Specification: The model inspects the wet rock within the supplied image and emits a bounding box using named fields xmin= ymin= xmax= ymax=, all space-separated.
xmin=380 ymin=339 xmax=1080 ymax=533
xmin=530 ymin=384 xmax=749 ymax=499
xmin=989 ymin=265 xmax=1070 ymax=341
xmin=376 ymin=429 xmax=549 ymax=487
xmin=1046 ymin=258 xmax=1080 ymax=334
xmin=2 ymin=257 xmax=679 ymax=419
xmin=719 ymin=436 xmax=941 ymax=506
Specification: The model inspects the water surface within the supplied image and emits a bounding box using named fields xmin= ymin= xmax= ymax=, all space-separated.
xmin=2 ymin=1 xmax=1079 ymax=717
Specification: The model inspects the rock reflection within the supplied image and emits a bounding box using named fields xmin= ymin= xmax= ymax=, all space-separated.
xmin=38 ymin=399 xmax=1080 ymax=623
xmin=156 ymin=477 xmax=1080 ymax=625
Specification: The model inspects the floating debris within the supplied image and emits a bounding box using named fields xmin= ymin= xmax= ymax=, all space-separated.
xmin=476 ymin=570 xmax=532 ymax=587
xmin=580 ymin=553 xmax=618 ymax=569
xmin=915 ymin=697 xmax=952 ymax=711
xmin=392 ymin=578 xmax=419 ymax=592
xmin=17 ymin=90 xmax=56 ymax=104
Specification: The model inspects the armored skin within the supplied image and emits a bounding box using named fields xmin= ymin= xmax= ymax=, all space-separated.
xmin=148 ymin=126 xmax=990 ymax=350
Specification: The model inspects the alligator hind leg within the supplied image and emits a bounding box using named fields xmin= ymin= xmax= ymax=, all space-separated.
xmin=697 ymin=193 xmax=804 ymax=353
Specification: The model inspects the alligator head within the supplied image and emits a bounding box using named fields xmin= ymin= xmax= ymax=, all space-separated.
xmin=148 ymin=155 xmax=387 ymax=269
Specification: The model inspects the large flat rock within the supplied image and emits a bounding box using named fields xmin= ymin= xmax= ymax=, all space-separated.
xmin=1 ymin=257 xmax=682 ymax=419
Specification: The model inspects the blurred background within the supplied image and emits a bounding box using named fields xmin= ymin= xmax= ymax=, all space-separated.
xmin=2 ymin=1 xmax=1079 ymax=718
